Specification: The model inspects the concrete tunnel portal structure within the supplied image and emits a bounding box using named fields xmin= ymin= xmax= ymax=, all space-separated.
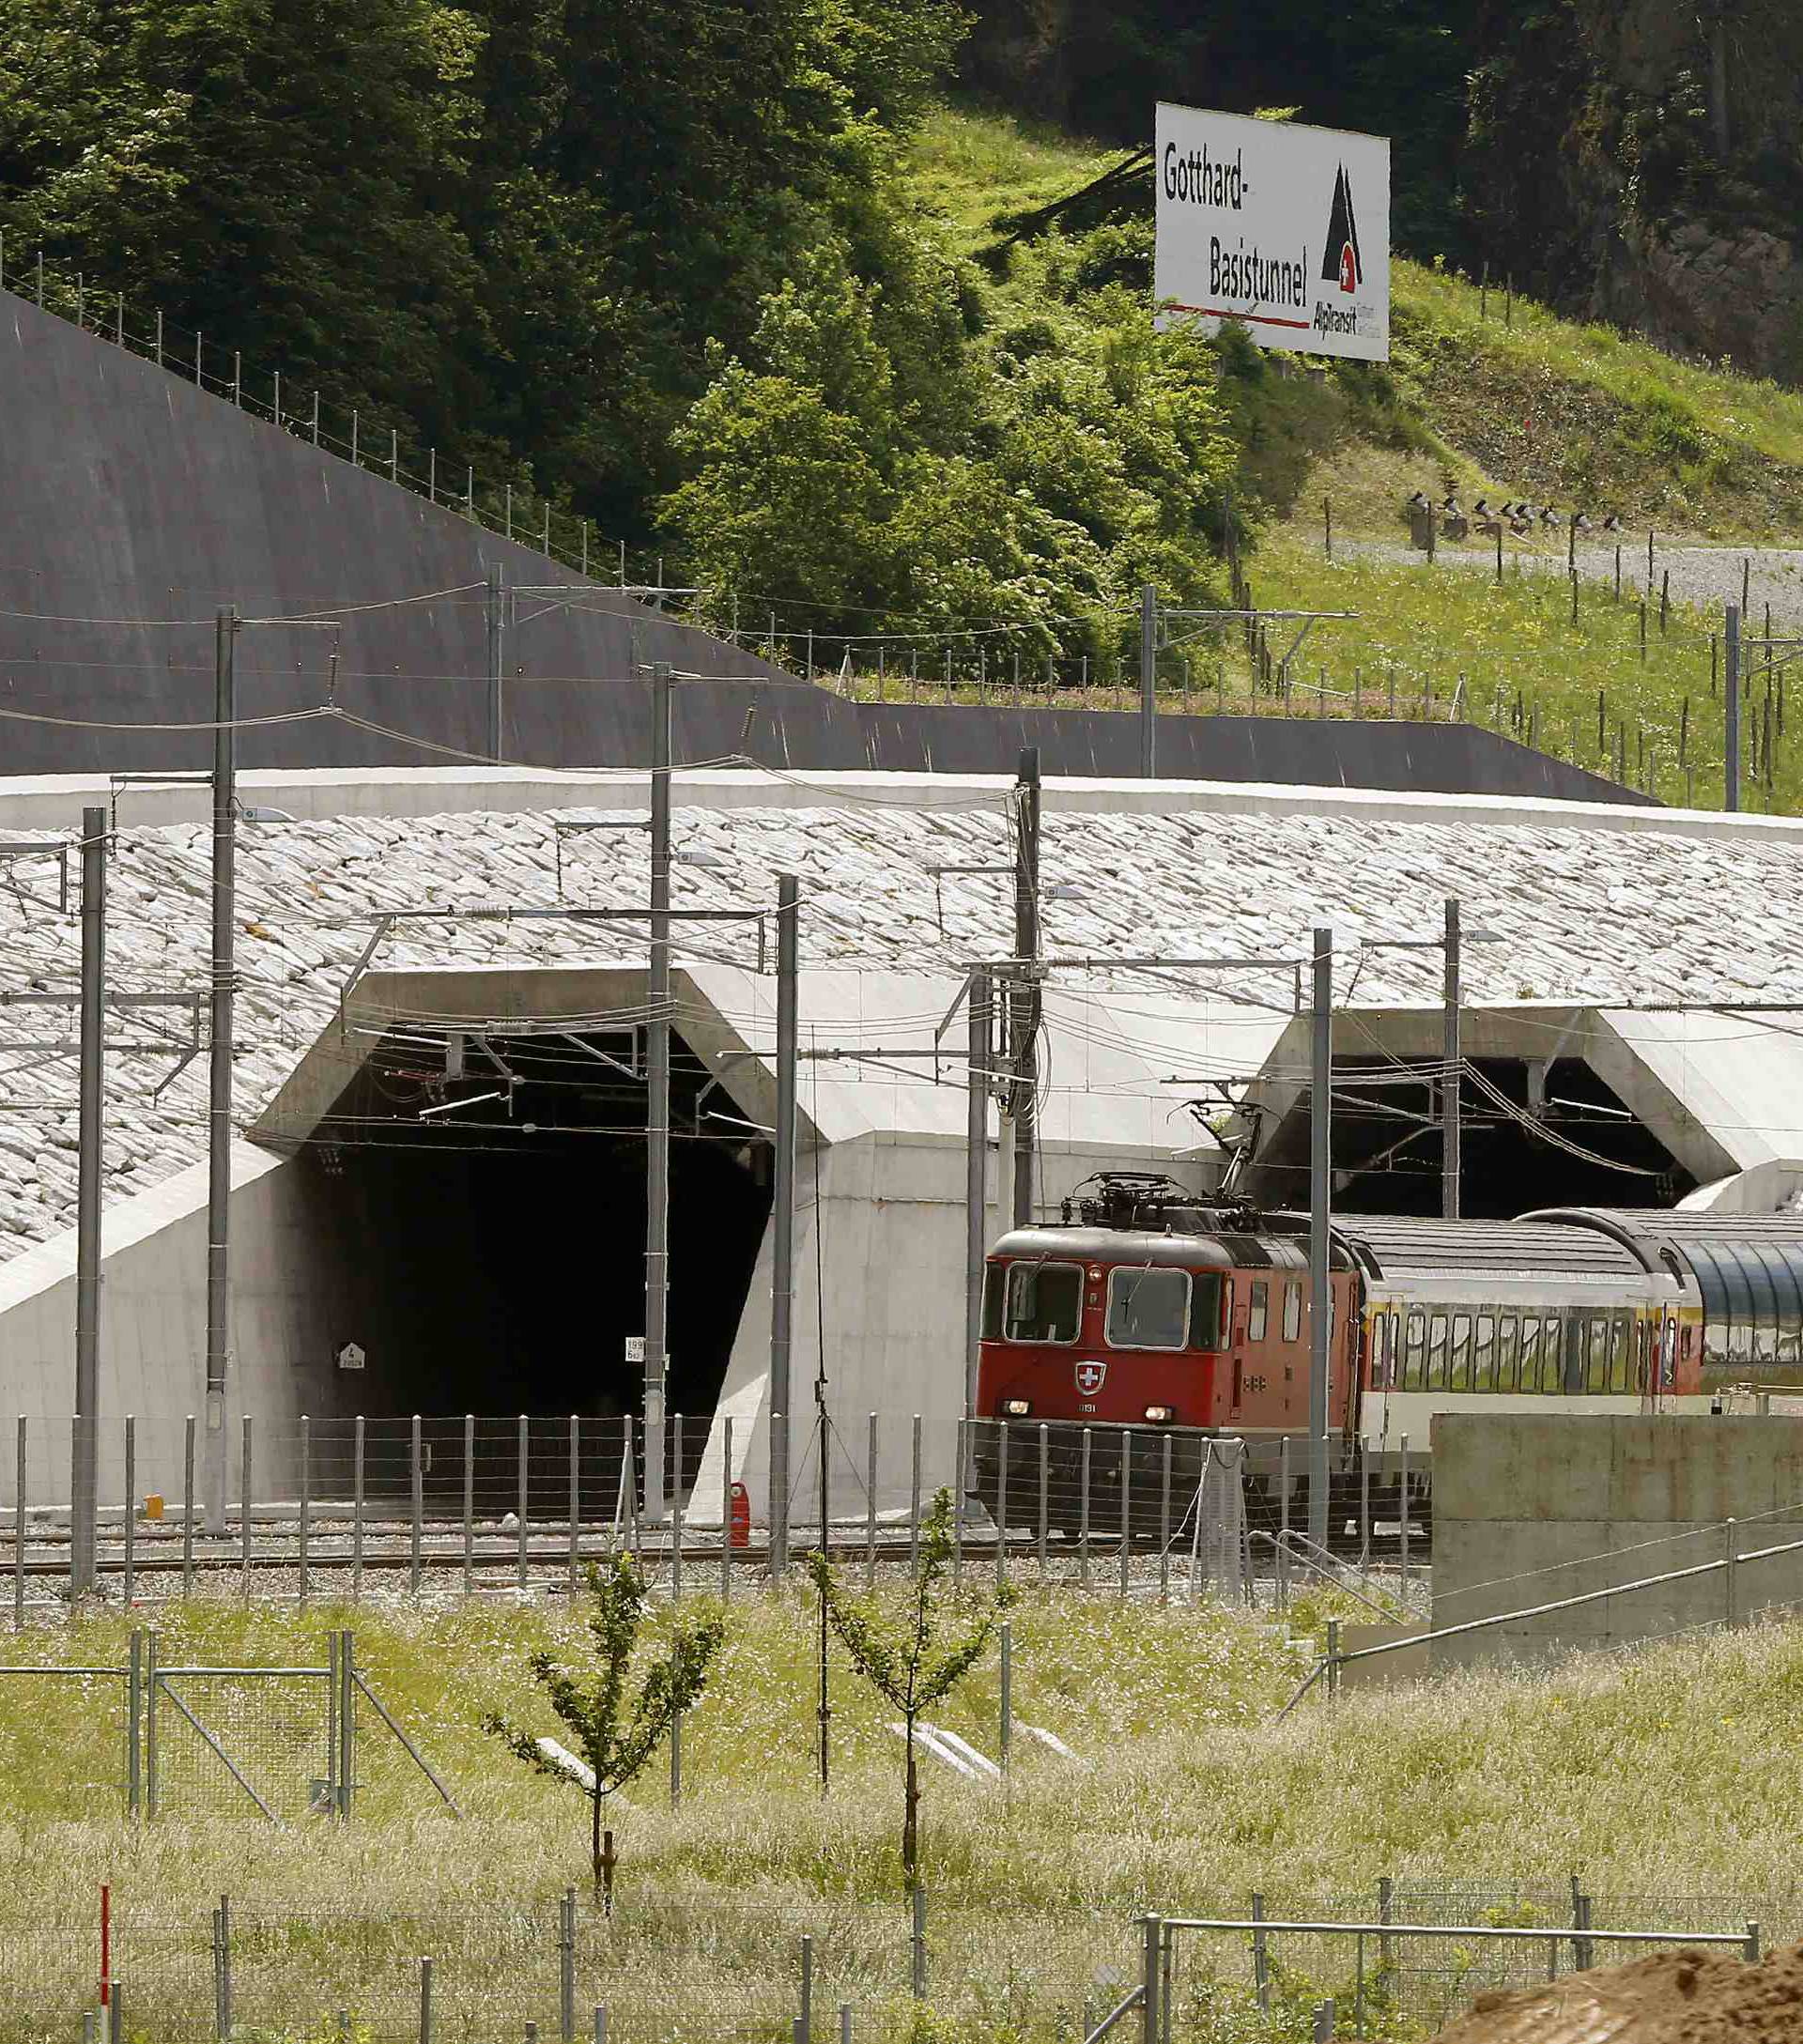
xmin=1 ymin=765 xmax=1803 ymax=1520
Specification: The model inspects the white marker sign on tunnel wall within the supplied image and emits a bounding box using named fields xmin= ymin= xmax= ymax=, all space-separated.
xmin=1153 ymin=102 xmax=1390 ymax=361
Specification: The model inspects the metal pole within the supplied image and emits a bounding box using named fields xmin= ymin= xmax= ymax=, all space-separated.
xmin=205 ymin=609 xmax=237 ymax=1534
xmin=485 ymin=565 xmax=505 ymax=761
xmin=1441 ymin=898 xmax=1461 ymax=1221
xmin=1141 ymin=1917 xmax=1162 ymax=2044
xmin=1725 ymin=603 xmax=1741 ymax=812
xmin=771 ymin=872 xmax=799 ymax=1572
xmin=645 ymin=661 xmax=673 ymax=1526
xmin=999 ymin=1618 xmax=1011 ymax=1772
xmin=1308 ymin=927 xmax=1333 ymax=1549
xmin=410 ymin=1413 xmax=424 ymax=1593
xmin=1139 ymin=584 xmax=1158 ymax=777
xmin=1011 ymin=749 xmax=1040 ymax=1229
xmin=966 ymin=964 xmax=990 ymax=1429
xmin=72 ymin=804 xmax=107 ymax=1595
xmin=13 ymin=1416 xmax=23 ymax=1630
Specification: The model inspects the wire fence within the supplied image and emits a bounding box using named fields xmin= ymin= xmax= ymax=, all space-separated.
xmin=5 ymin=1411 xmax=1417 ymax=1619
xmin=1157 ymin=1879 xmax=1787 ymax=2039
xmin=23 ymin=1876 xmax=1795 ymax=2043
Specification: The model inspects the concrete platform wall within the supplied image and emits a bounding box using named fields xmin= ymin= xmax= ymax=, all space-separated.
xmin=1430 ymin=1414 xmax=1803 ymax=1665
xmin=0 ymin=1144 xmax=346 ymax=1504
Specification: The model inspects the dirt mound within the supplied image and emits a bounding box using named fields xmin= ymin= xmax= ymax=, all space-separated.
xmin=1431 ymin=1943 xmax=1803 ymax=2042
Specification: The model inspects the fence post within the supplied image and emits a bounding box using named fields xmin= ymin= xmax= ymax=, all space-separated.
xmin=569 ymin=1413 xmax=580 ymax=1591
xmin=1398 ymin=1436 xmax=1410 ymax=1596
xmin=299 ymin=1413 xmax=310 ymax=1605
xmin=866 ymin=1412 xmax=879 ymax=1592
xmin=798 ymin=1935 xmax=813 ymax=2044
xmin=420 ymin=1957 xmax=434 ymax=2044
xmin=1311 ymin=2002 xmax=1335 ymax=2043
xmin=1140 ymin=1916 xmax=1162 ymax=2044
xmin=1378 ymin=1874 xmax=1395 ymax=1972
xmin=239 ymin=1415 xmax=254 ymax=1594
xmin=1253 ymin=1892 xmax=1269 ymax=2009
xmin=1326 ymin=1619 xmax=1341 ymax=1699
xmin=463 ymin=1413 xmax=474 ymax=1595
xmin=1571 ymin=1877 xmax=1593 ymax=1971
xmin=119 ymin=1416 xmax=135 ymax=1604
xmin=952 ymin=1417 xmax=965 ymax=1586
xmin=517 ymin=1414 xmax=530 ymax=1591
xmin=721 ymin=1414 xmax=733 ymax=1599
xmin=1079 ymin=1428 xmax=1092 ymax=1586
xmin=214 ymin=1895 xmax=232 ymax=2040
xmin=126 ymin=1627 xmax=143 ymax=1818
xmin=1747 ymin=1922 xmax=1763 ymax=1964
xmin=183 ymin=1414 xmax=195 ymax=1597
xmin=145 ymin=1632 xmax=160 ymax=1817
xmin=909 ymin=1415 xmax=922 ymax=1573
xmin=998 ymin=1618 xmax=1012 ymax=1774
xmin=1160 ymin=1435 xmax=1173 ymax=1602
xmin=411 ymin=1413 xmax=424 ymax=1593
xmin=1119 ymin=1437 xmax=1132 ymax=1597
xmin=671 ymin=1417 xmax=685 ymax=1600
xmin=339 ymin=1629 xmax=357 ymax=1820
xmin=560 ymin=1888 xmax=577 ymax=2042
xmin=353 ymin=1413 xmax=365 ymax=1600
xmin=912 ymin=1882 xmax=928 ymax=1997
xmin=9 ymin=1414 xmax=23 ymax=1635
xmin=594 ymin=2010 xmax=609 ymax=2044
xmin=1725 ymin=1516 xmax=1739 ymax=1623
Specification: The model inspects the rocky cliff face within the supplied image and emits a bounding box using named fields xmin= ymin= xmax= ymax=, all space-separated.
xmin=1467 ymin=0 xmax=1803 ymax=381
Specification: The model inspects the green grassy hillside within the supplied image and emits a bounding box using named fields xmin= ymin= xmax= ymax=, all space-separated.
xmin=898 ymin=111 xmax=1803 ymax=812
xmin=911 ymin=110 xmax=1803 ymax=541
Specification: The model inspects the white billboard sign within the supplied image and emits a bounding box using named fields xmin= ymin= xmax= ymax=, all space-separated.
xmin=1154 ymin=103 xmax=1390 ymax=361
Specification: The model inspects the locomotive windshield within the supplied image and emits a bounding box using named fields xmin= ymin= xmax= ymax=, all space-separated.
xmin=1105 ymin=1268 xmax=1191 ymax=1349
xmin=1001 ymin=1261 xmax=1083 ymax=1344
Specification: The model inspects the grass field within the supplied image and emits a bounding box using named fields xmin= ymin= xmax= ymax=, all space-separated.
xmin=8 ymin=1582 xmax=1803 ymax=2042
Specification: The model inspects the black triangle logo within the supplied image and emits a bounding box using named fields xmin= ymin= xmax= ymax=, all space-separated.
xmin=1321 ymin=165 xmax=1362 ymax=291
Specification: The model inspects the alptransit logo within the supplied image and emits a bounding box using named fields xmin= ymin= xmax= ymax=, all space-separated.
xmin=1314 ymin=163 xmax=1363 ymax=336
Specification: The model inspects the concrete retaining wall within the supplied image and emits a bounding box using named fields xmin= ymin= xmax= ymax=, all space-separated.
xmin=1429 ymin=1413 xmax=1803 ymax=1665
xmin=0 ymin=287 xmax=1639 ymax=801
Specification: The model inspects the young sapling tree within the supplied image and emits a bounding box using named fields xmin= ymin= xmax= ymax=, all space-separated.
xmin=809 ymin=1487 xmax=1013 ymax=1888
xmin=484 ymin=1554 xmax=723 ymax=1907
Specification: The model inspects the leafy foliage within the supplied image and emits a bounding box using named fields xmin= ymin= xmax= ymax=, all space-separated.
xmin=484 ymin=1555 xmax=722 ymax=1899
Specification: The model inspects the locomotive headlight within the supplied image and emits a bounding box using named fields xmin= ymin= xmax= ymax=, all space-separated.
xmin=1143 ymin=1404 xmax=1175 ymax=1423
xmin=1002 ymin=1398 xmax=1032 ymax=1417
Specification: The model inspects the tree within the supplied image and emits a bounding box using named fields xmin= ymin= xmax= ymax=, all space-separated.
xmin=484 ymin=1555 xmax=723 ymax=1907
xmin=809 ymin=1489 xmax=1013 ymax=1890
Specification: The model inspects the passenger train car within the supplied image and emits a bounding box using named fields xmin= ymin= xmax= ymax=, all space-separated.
xmin=971 ymin=1175 xmax=1792 ymax=1525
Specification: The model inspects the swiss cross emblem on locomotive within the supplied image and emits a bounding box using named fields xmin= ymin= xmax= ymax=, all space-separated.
xmin=1074 ymin=1360 xmax=1107 ymax=1395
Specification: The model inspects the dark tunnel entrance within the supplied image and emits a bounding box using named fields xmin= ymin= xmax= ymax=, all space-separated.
xmin=1248 ymin=1055 xmax=1695 ymax=1217
xmin=296 ymin=1021 xmax=771 ymax=1498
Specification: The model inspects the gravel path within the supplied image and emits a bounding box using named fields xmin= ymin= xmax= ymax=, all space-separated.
xmin=1335 ymin=535 xmax=1803 ymax=630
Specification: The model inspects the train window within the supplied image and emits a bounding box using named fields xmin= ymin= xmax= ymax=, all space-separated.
xmin=1610 ymin=1314 xmax=1632 ymax=1393
xmin=1517 ymin=1315 xmax=1541 ymax=1392
xmin=1472 ymin=1315 xmax=1497 ymax=1391
xmin=1106 ymin=1267 xmax=1191 ymax=1350
xmin=1426 ymin=1313 xmax=1450 ymax=1390
xmin=1580 ymin=1316 xmax=1610 ymax=1392
xmin=1189 ymin=1273 xmax=1228 ymax=1350
xmin=1403 ymin=1309 xmax=1426 ymax=1389
xmin=982 ymin=1265 xmax=1005 ymax=1340
xmin=1448 ymin=1314 xmax=1473 ymax=1391
xmin=1548 ymin=1316 xmax=1571 ymax=1393
xmin=1496 ymin=1314 xmax=1519 ymax=1391
xmin=1283 ymin=1283 xmax=1302 ymax=1343
xmin=1249 ymin=1281 xmax=1269 ymax=1343
xmin=1002 ymin=1262 xmax=1084 ymax=1345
